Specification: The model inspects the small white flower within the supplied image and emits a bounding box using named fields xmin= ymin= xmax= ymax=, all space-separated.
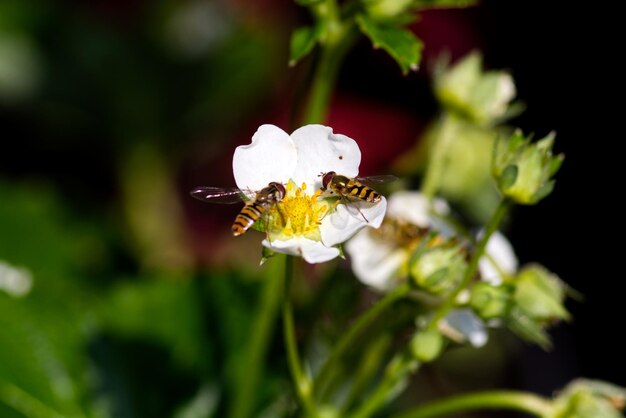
xmin=345 ymin=191 xmax=449 ymax=291
xmin=232 ymin=124 xmax=387 ymax=264
xmin=0 ymin=261 xmax=33 ymax=298
xmin=440 ymin=308 xmax=488 ymax=348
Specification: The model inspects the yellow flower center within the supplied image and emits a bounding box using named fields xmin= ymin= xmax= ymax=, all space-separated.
xmin=268 ymin=181 xmax=329 ymax=241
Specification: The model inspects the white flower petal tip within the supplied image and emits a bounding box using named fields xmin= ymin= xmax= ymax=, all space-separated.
xmin=440 ymin=309 xmax=488 ymax=348
xmin=345 ymin=228 xmax=405 ymax=292
xmin=387 ymin=191 xmax=451 ymax=231
xmin=478 ymin=231 xmax=518 ymax=285
xmin=321 ymin=197 xmax=387 ymax=247
xmin=290 ymin=125 xmax=361 ymax=188
xmin=232 ymin=124 xmax=297 ymax=191
xmin=262 ymin=238 xmax=340 ymax=264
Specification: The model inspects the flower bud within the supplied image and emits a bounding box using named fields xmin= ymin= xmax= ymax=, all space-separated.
xmin=410 ymin=245 xmax=466 ymax=294
xmin=435 ymin=53 xmax=516 ymax=126
xmin=470 ymin=282 xmax=511 ymax=320
xmin=553 ymin=379 xmax=626 ymax=418
xmin=410 ymin=329 xmax=443 ymax=362
xmin=364 ymin=0 xmax=414 ymax=20
xmin=513 ymin=264 xmax=569 ymax=322
xmin=492 ymin=130 xmax=564 ymax=205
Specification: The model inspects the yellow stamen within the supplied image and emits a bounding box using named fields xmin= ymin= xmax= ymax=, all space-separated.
xmin=268 ymin=180 xmax=328 ymax=241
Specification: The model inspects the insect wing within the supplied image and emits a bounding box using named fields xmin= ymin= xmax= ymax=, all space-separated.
xmin=190 ymin=186 xmax=250 ymax=204
xmin=355 ymin=174 xmax=398 ymax=186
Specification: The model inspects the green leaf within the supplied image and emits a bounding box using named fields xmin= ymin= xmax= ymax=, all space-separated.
xmin=289 ymin=25 xmax=321 ymax=66
xmin=356 ymin=14 xmax=423 ymax=75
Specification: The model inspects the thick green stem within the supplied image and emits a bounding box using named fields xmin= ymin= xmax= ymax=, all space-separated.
xmin=428 ymin=197 xmax=511 ymax=330
xmin=314 ymin=283 xmax=411 ymax=399
xmin=390 ymin=391 xmax=554 ymax=418
xmin=283 ymin=256 xmax=319 ymax=417
xmin=230 ymin=256 xmax=285 ymax=418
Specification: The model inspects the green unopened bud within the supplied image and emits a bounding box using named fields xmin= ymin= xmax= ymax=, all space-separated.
xmin=470 ymin=282 xmax=512 ymax=320
xmin=363 ymin=0 xmax=414 ymax=20
xmin=492 ymin=130 xmax=564 ymax=205
xmin=435 ymin=53 xmax=516 ymax=126
xmin=554 ymin=379 xmax=626 ymax=418
xmin=410 ymin=246 xmax=466 ymax=294
xmin=410 ymin=329 xmax=443 ymax=362
xmin=513 ymin=264 xmax=569 ymax=322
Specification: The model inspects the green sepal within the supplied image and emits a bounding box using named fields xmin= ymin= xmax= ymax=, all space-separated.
xmin=289 ymin=24 xmax=322 ymax=67
xmin=260 ymin=246 xmax=277 ymax=266
xmin=498 ymin=164 xmax=518 ymax=190
xmin=356 ymin=14 xmax=423 ymax=75
xmin=336 ymin=243 xmax=345 ymax=260
xmin=506 ymin=307 xmax=552 ymax=350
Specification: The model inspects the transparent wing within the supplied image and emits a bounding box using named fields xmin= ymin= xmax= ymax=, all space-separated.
xmin=356 ymin=175 xmax=398 ymax=185
xmin=190 ymin=186 xmax=249 ymax=204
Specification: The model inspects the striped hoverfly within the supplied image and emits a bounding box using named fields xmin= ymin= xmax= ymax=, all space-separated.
xmin=190 ymin=182 xmax=286 ymax=236
xmin=319 ymin=171 xmax=397 ymax=221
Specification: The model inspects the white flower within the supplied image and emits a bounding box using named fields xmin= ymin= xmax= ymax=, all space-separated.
xmin=232 ymin=124 xmax=387 ymax=264
xmin=478 ymin=230 xmax=518 ymax=285
xmin=346 ymin=191 xmax=518 ymax=290
xmin=345 ymin=191 xmax=449 ymax=291
xmin=0 ymin=261 xmax=33 ymax=298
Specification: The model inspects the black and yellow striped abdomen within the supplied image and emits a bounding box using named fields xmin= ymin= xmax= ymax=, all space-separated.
xmin=232 ymin=201 xmax=265 ymax=236
xmin=346 ymin=181 xmax=381 ymax=203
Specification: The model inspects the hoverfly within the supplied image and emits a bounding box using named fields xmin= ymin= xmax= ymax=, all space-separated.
xmin=190 ymin=182 xmax=286 ymax=236
xmin=319 ymin=171 xmax=397 ymax=221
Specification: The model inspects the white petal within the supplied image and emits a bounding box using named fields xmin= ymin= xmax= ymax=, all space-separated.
xmin=232 ymin=124 xmax=297 ymax=191
xmin=441 ymin=309 xmax=488 ymax=348
xmin=387 ymin=191 xmax=450 ymax=229
xmin=0 ymin=261 xmax=33 ymax=298
xmin=345 ymin=229 xmax=406 ymax=292
xmin=478 ymin=230 xmax=518 ymax=285
xmin=290 ymin=125 xmax=361 ymax=190
xmin=320 ymin=197 xmax=387 ymax=247
xmin=262 ymin=237 xmax=340 ymax=264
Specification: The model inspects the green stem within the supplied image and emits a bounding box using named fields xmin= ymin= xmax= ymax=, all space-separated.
xmin=421 ymin=113 xmax=458 ymax=200
xmin=389 ymin=391 xmax=554 ymax=418
xmin=230 ymin=256 xmax=286 ymax=418
xmin=349 ymin=353 xmax=419 ymax=418
xmin=300 ymin=1 xmax=357 ymax=125
xmin=348 ymin=198 xmax=511 ymax=418
xmin=283 ymin=256 xmax=319 ymax=417
xmin=314 ymin=283 xmax=411 ymax=399
xmin=428 ymin=197 xmax=511 ymax=330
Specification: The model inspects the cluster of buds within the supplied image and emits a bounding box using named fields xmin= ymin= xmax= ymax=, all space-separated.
xmin=492 ymin=130 xmax=564 ymax=205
